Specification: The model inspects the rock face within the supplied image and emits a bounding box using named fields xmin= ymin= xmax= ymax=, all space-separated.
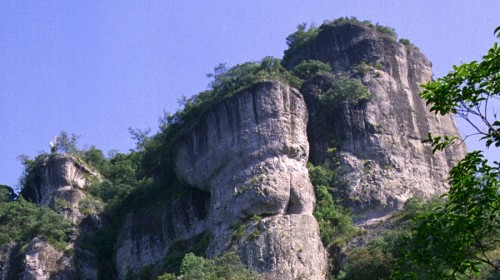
xmin=112 ymin=23 xmax=467 ymax=279
xmin=21 ymin=237 xmax=75 ymax=280
xmin=114 ymin=82 xmax=328 ymax=280
xmin=238 ymin=214 xmax=326 ymax=280
xmin=172 ymin=81 xmax=327 ymax=279
xmin=0 ymin=243 xmax=22 ymax=280
xmin=7 ymin=154 xmax=103 ymax=280
xmin=22 ymin=154 xmax=102 ymax=223
xmin=287 ymin=22 xmax=466 ymax=223
xmin=115 ymin=189 xmax=209 ymax=278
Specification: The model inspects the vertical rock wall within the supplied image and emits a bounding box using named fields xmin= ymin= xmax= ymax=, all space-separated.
xmin=22 ymin=154 xmax=102 ymax=223
xmin=115 ymin=189 xmax=209 ymax=278
xmin=172 ymin=81 xmax=328 ymax=279
xmin=288 ymin=22 xmax=467 ymax=223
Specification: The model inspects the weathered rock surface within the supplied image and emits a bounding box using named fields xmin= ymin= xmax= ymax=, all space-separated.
xmin=238 ymin=214 xmax=326 ymax=280
xmin=7 ymin=155 xmax=103 ymax=280
xmin=172 ymin=81 xmax=328 ymax=279
xmin=21 ymin=237 xmax=76 ymax=280
xmin=0 ymin=243 xmax=22 ymax=280
xmin=289 ymin=22 xmax=467 ymax=223
xmin=22 ymin=154 xmax=102 ymax=223
xmin=115 ymin=189 xmax=209 ymax=279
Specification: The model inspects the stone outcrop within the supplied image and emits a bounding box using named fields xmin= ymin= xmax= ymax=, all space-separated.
xmin=172 ymin=81 xmax=327 ymax=279
xmin=6 ymin=154 xmax=103 ymax=280
xmin=115 ymin=81 xmax=328 ymax=279
xmin=238 ymin=214 xmax=326 ymax=280
xmin=0 ymin=231 xmax=78 ymax=280
xmin=0 ymin=243 xmax=22 ymax=280
xmin=22 ymin=154 xmax=102 ymax=223
xmin=21 ymin=237 xmax=75 ymax=280
xmin=288 ymin=22 xmax=466 ymax=223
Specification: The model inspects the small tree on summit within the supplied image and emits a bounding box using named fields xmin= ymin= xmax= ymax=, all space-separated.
xmin=55 ymin=131 xmax=80 ymax=154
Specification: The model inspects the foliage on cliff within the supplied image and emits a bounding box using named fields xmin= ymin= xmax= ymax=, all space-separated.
xmin=0 ymin=185 xmax=16 ymax=202
xmin=138 ymin=56 xmax=304 ymax=177
xmin=337 ymin=197 xmax=444 ymax=280
xmin=157 ymin=253 xmax=262 ymax=280
xmin=283 ymin=17 xmax=397 ymax=65
xmin=318 ymin=76 xmax=371 ymax=106
xmin=307 ymin=160 xmax=358 ymax=277
xmin=283 ymin=23 xmax=321 ymax=65
xmin=308 ymin=163 xmax=356 ymax=246
xmin=292 ymin=59 xmax=332 ymax=80
xmin=0 ymin=197 xmax=72 ymax=250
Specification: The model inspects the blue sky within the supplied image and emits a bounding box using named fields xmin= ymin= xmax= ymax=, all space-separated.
xmin=1 ymin=1 xmax=499 ymax=190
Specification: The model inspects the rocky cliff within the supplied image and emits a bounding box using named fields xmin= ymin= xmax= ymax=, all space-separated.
xmin=1 ymin=20 xmax=467 ymax=280
xmin=174 ymin=81 xmax=327 ymax=279
xmin=115 ymin=188 xmax=209 ymax=278
xmin=22 ymin=154 xmax=102 ymax=223
xmin=286 ymin=22 xmax=466 ymax=223
xmin=115 ymin=81 xmax=328 ymax=279
xmin=2 ymin=154 xmax=102 ymax=280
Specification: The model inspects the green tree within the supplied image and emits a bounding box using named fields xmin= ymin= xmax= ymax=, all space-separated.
xmin=307 ymin=163 xmax=358 ymax=277
xmin=283 ymin=23 xmax=320 ymax=64
xmin=394 ymin=32 xmax=500 ymax=279
xmin=292 ymin=59 xmax=332 ymax=80
xmin=56 ymin=131 xmax=80 ymax=154
xmin=0 ymin=197 xmax=72 ymax=250
xmin=82 ymin=145 xmax=111 ymax=175
xmin=0 ymin=185 xmax=16 ymax=202
xmin=318 ymin=76 xmax=371 ymax=107
xmin=342 ymin=245 xmax=395 ymax=280
xmin=129 ymin=127 xmax=152 ymax=151
xmin=157 ymin=252 xmax=262 ymax=280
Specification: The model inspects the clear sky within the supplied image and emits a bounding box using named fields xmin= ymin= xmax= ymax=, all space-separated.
xmin=1 ymin=1 xmax=499 ymax=190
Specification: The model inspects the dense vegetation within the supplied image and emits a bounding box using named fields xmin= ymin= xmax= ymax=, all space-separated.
xmin=292 ymin=59 xmax=332 ymax=80
xmin=283 ymin=23 xmax=321 ymax=65
xmin=318 ymin=76 xmax=371 ymax=107
xmin=0 ymin=184 xmax=16 ymax=202
xmin=157 ymin=253 xmax=262 ymax=280
xmin=338 ymin=197 xmax=444 ymax=280
xmin=308 ymin=162 xmax=358 ymax=276
xmin=0 ymin=197 xmax=72 ymax=250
